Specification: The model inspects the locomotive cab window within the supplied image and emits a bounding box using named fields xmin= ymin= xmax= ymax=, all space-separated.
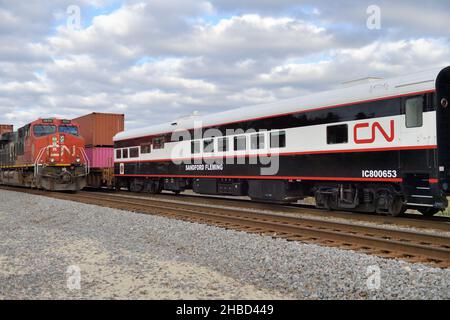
xmin=327 ymin=124 xmax=348 ymax=144
xmin=405 ymin=96 xmax=424 ymax=128
xmin=116 ymin=149 xmax=122 ymax=159
xmin=270 ymin=131 xmax=286 ymax=148
xmin=33 ymin=125 xmax=56 ymax=137
xmin=59 ymin=125 xmax=79 ymax=136
xmin=234 ymin=136 xmax=246 ymax=151
xmin=130 ymin=147 xmax=139 ymax=158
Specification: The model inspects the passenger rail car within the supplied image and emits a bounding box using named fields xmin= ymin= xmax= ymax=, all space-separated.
xmin=113 ymin=67 xmax=450 ymax=216
xmin=0 ymin=118 xmax=89 ymax=191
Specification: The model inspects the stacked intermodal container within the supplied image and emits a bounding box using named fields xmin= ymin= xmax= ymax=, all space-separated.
xmin=0 ymin=125 xmax=13 ymax=136
xmin=72 ymin=113 xmax=124 ymax=188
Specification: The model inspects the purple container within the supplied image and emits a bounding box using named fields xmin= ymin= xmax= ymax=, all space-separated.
xmin=85 ymin=147 xmax=114 ymax=168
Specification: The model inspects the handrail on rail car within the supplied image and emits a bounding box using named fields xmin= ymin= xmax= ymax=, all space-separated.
xmin=34 ymin=146 xmax=48 ymax=178
xmin=78 ymin=147 xmax=90 ymax=175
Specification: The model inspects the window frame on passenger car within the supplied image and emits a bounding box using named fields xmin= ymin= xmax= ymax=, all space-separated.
xmin=116 ymin=149 xmax=122 ymax=159
xmin=129 ymin=147 xmax=139 ymax=158
xmin=250 ymin=133 xmax=265 ymax=150
xmin=217 ymin=137 xmax=229 ymax=152
xmin=122 ymin=148 xmax=129 ymax=159
xmin=405 ymin=95 xmax=424 ymax=128
xmin=234 ymin=135 xmax=247 ymax=151
xmin=140 ymin=143 xmax=151 ymax=154
xmin=326 ymin=124 xmax=348 ymax=145
xmin=191 ymin=140 xmax=201 ymax=154
xmin=203 ymin=138 xmax=215 ymax=153
xmin=152 ymin=136 xmax=165 ymax=149
xmin=270 ymin=130 xmax=286 ymax=149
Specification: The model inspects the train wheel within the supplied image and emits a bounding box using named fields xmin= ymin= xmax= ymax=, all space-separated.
xmin=418 ymin=208 xmax=440 ymax=217
xmin=129 ymin=179 xmax=144 ymax=192
xmin=388 ymin=196 xmax=406 ymax=217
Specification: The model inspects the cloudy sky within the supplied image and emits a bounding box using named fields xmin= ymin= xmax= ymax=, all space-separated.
xmin=1 ymin=0 xmax=449 ymax=130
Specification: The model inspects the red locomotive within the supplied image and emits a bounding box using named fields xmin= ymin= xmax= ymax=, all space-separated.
xmin=0 ymin=118 xmax=89 ymax=191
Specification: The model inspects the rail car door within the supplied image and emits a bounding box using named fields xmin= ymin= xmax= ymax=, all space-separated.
xmin=399 ymin=94 xmax=434 ymax=207
xmin=436 ymin=67 xmax=450 ymax=189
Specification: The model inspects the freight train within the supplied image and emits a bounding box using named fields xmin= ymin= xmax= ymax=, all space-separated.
xmin=112 ymin=66 xmax=450 ymax=217
xmin=0 ymin=118 xmax=89 ymax=191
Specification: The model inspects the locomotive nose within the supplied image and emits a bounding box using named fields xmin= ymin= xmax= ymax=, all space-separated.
xmin=60 ymin=170 xmax=72 ymax=183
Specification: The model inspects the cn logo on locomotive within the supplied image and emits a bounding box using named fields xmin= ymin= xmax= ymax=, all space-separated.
xmin=353 ymin=120 xmax=394 ymax=144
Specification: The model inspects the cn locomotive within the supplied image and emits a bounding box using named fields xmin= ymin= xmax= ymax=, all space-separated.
xmin=0 ymin=118 xmax=89 ymax=191
xmin=112 ymin=66 xmax=450 ymax=216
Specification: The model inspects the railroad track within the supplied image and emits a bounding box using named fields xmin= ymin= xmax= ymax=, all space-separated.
xmin=2 ymin=186 xmax=450 ymax=267
xmin=109 ymin=189 xmax=450 ymax=232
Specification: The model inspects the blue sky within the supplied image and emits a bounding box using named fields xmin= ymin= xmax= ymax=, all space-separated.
xmin=0 ymin=0 xmax=449 ymax=129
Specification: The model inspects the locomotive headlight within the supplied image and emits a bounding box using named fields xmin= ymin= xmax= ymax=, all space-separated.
xmin=441 ymin=98 xmax=449 ymax=108
xmin=50 ymin=158 xmax=55 ymax=163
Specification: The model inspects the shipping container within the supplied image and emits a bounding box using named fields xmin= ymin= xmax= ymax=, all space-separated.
xmin=85 ymin=147 xmax=115 ymax=188
xmin=72 ymin=112 xmax=124 ymax=147
xmin=85 ymin=147 xmax=114 ymax=168
xmin=0 ymin=124 xmax=13 ymax=135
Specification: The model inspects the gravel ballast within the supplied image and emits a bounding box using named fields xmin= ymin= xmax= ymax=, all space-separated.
xmin=0 ymin=189 xmax=448 ymax=299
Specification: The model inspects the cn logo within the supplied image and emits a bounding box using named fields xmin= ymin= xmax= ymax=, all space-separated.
xmin=354 ymin=120 xmax=395 ymax=144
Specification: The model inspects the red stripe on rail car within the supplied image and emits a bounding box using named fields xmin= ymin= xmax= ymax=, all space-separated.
xmin=113 ymin=174 xmax=403 ymax=183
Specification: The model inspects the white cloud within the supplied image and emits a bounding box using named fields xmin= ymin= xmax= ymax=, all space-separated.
xmin=0 ymin=1 xmax=449 ymax=129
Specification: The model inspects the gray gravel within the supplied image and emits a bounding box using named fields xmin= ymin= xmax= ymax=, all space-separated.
xmin=0 ymin=189 xmax=449 ymax=299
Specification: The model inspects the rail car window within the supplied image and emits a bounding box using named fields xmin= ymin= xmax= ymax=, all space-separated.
xmin=116 ymin=149 xmax=122 ymax=159
xmin=33 ymin=125 xmax=56 ymax=137
xmin=122 ymin=148 xmax=129 ymax=159
xmin=250 ymin=133 xmax=265 ymax=150
xmin=405 ymin=96 xmax=424 ymax=128
xmin=234 ymin=136 xmax=246 ymax=151
xmin=153 ymin=137 xmax=165 ymax=149
xmin=59 ymin=125 xmax=79 ymax=136
xmin=218 ymin=137 xmax=229 ymax=152
xmin=327 ymin=124 xmax=348 ymax=144
xmin=130 ymin=147 xmax=139 ymax=158
xmin=270 ymin=131 xmax=286 ymax=148
xmin=191 ymin=141 xmax=201 ymax=154
xmin=203 ymin=139 xmax=214 ymax=153
xmin=141 ymin=144 xmax=151 ymax=154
